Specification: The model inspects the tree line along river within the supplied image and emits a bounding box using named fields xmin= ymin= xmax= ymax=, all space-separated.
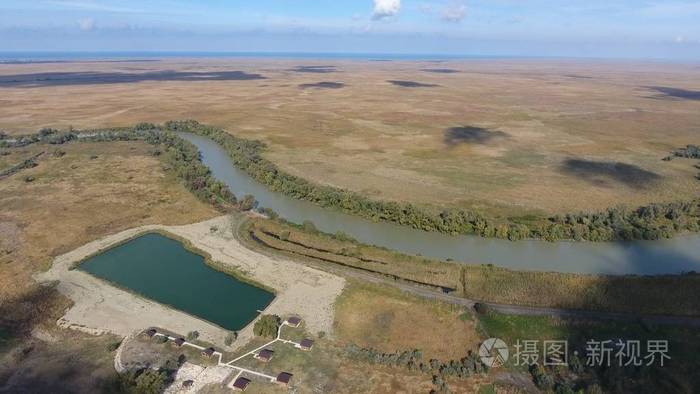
xmin=181 ymin=132 xmax=700 ymax=276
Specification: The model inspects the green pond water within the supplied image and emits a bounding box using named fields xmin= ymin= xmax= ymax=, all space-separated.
xmin=79 ymin=233 xmax=274 ymax=331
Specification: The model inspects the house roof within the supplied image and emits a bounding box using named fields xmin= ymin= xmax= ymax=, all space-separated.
xmin=145 ymin=329 xmax=157 ymax=336
xmin=300 ymin=339 xmax=314 ymax=349
xmin=277 ymin=372 xmax=293 ymax=384
xmin=232 ymin=377 xmax=250 ymax=390
xmin=202 ymin=347 xmax=216 ymax=356
xmin=287 ymin=316 xmax=302 ymax=325
xmin=174 ymin=337 xmax=186 ymax=346
xmin=257 ymin=349 xmax=274 ymax=360
xmin=182 ymin=380 xmax=194 ymax=387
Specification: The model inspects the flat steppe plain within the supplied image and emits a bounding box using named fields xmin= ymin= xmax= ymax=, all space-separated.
xmin=2 ymin=58 xmax=699 ymax=216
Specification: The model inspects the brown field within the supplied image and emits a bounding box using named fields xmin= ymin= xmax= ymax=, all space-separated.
xmin=1 ymin=58 xmax=699 ymax=216
xmin=0 ymin=140 xmax=217 ymax=301
xmin=334 ymin=280 xmax=481 ymax=361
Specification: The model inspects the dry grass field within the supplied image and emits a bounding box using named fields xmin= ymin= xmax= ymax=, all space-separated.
xmin=0 ymin=140 xmax=217 ymax=301
xmin=0 ymin=140 xmax=219 ymax=392
xmin=334 ymin=280 xmax=481 ymax=361
xmin=1 ymin=58 xmax=699 ymax=217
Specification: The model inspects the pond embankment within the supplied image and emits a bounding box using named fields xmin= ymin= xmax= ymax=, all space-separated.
xmin=35 ymin=216 xmax=345 ymax=348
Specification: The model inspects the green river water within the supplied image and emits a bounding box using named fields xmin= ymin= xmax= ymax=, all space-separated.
xmin=79 ymin=233 xmax=274 ymax=331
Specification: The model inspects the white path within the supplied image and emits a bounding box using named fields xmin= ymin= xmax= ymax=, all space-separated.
xmin=153 ymin=319 xmax=304 ymax=389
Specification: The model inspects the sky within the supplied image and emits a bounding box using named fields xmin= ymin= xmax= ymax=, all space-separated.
xmin=0 ymin=0 xmax=699 ymax=60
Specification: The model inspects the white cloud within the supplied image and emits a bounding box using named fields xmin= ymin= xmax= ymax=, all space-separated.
xmin=372 ymin=0 xmax=401 ymax=20
xmin=77 ymin=17 xmax=95 ymax=31
xmin=442 ymin=3 xmax=466 ymax=23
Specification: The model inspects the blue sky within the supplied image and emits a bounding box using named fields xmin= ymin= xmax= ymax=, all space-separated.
xmin=1 ymin=0 xmax=699 ymax=59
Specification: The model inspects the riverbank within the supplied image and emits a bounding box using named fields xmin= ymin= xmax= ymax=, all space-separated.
xmin=35 ymin=215 xmax=346 ymax=349
xmin=243 ymin=217 xmax=700 ymax=317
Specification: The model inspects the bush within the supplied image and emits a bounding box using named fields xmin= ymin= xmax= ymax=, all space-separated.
xmin=239 ymin=194 xmax=257 ymax=211
xmin=186 ymin=331 xmax=199 ymax=341
xmin=530 ymin=365 xmax=554 ymax=390
xmin=473 ymin=303 xmax=491 ymax=315
xmin=258 ymin=207 xmax=279 ymax=219
xmin=253 ymin=314 xmax=281 ymax=338
xmin=107 ymin=341 xmax=122 ymax=352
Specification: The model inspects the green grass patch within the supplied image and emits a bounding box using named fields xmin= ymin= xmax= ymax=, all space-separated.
xmin=477 ymin=384 xmax=496 ymax=394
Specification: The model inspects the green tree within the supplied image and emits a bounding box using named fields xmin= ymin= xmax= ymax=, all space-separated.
xmin=114 ymin=369 xmax=171 ymax=394
xmin=253 ymin=314 xmax=281 ymax=338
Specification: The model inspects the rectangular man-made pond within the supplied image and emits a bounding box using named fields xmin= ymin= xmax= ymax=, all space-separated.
xmin=79 ymin=233 xmax=275 ymax=331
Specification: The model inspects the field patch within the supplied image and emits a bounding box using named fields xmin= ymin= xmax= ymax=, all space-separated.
xmin=299 ymin=81 xmax=345 ymax=89
xmin=334 ymin=281 xmax=481 ymax=361
xmin=421 ymin=68 xmax=460 ymax=73
xmin=387 ymin=80 xmax=439 ymax=88
xmin=444 ymin=126 xmax=509 ymax=146
xmin=289 ymin=65 xmax=337 ymax=73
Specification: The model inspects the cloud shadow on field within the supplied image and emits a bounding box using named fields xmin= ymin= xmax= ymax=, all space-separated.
xmin=560 ymin=158 xmax=661 ymax=189
xmin=0 ymin=70 xmax=266 ymax=87
xmin=563 ymin=74 xmax=593 ymax=79
xmin=289 ymin=65 xmax=337 ymax=73
xmin=444 ymin=126 xmax=508 ymax=146
xmin=387 ymin=80 xmax=440 ymax=88
xmin=645 ymin=86 xmax=700 ymax=101
xmin=299 ymin=82 xmax=345 ymax=89
xmin=421 ymin=68 xmax=460 ymax=74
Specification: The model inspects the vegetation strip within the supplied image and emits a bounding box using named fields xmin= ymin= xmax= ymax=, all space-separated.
xmin=0 ymin=152 xmax=43 ymax=179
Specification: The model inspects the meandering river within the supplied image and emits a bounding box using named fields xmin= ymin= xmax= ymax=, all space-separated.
xmin=180 ymin=133 xmax=700 ymax=275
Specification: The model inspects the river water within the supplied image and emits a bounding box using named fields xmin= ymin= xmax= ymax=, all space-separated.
xmin=180 ymin=133 xmax=700 ymax=275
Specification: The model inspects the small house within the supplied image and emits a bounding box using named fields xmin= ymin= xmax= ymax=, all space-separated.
xmin=254 ymin=349 xmax=274 ymax=362
xmin=276 ymin=372 xmax=293 ymax=387
xmin=286 ymin=317 xmax=302 ymax=327
xmin=299 ymin=338 xmax=314 ymax=351
xmin=182 ymin=380 xmax=194 ymax=388
xmin=173 ymin=337 xmax=186 ymax=347
xmin=202 ymin=347 xmax=216 ymax=358
xmin=232 ymin=377 xmax=251 ymax=391
xmin=145 ymin=329 xmax=157 ymax=338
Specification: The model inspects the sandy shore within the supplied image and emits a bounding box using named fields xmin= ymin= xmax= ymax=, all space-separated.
xmin=35 ymin=216 xmax=345 ymax=349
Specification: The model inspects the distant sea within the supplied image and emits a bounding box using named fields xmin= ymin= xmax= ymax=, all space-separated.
xmin=0 ymin=51 xmax=521 ymax=63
